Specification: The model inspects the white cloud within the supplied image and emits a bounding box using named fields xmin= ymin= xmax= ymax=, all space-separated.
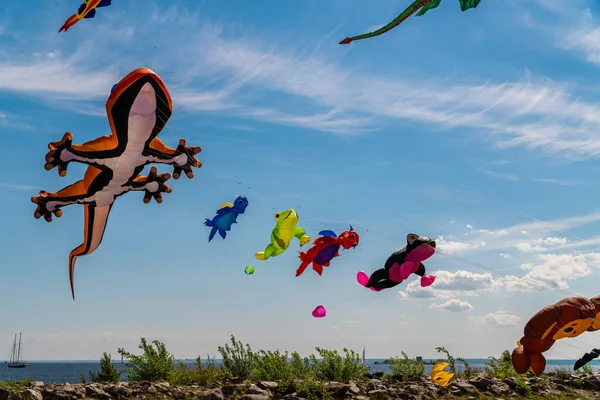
xmin=513 ymin=252 xmax=600 ymax=291
xmin=429 ymin=299 xmax=473 ymax=312
xmin=445 ymin=212 xmax=600 ymax=253
xmin=399 ymin=270 xmax=503 ymax=299
xmin=499 ymin=253 xmax=512 ymax=259
xmin=469 ymin=311 xmax=522 ymax=328
xmin=437 ymin=235 xmax=486 ymax=253
xmin=515 ymin=236 xmax=568 ymax=252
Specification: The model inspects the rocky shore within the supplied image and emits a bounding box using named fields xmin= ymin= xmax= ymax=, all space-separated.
xmin=4 ymin=373 xmax=600 ymax=399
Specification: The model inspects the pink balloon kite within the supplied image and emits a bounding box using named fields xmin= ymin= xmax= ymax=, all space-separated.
xmin=312 ymin=305 xmax=326 ymax=318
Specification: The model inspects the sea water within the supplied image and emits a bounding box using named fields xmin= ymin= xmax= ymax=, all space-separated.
xmin=0 ymin=359 xmax=593 ymax=384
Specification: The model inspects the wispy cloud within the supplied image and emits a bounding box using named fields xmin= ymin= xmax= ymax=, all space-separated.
xmin=0 ymin=182 xmax=40 ymax=190
xmin=429 ymin=299 xmax=474 ymax=312
xmin=443 ymin=211 xmax=600 ymax=253
xmin=533 ymin=178 xmax=580 ymax=186
xmin=527 ymin=0 xmax=600 ymax=68
xmin=2 ymin=5 xmax=600 ymax=157
xmin=483 ymin=169 xmax=521 ymax=182
xmin=468 ymin=311 xmax=522 ymax=328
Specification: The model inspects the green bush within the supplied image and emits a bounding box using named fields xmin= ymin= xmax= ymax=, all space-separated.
xmin=88 ymin=352 xmax=122 ymax=383
xmin=0 ymin=377 xmax=33 ymax=389
xmin=289 ymin=351 xmax=314 ymax=379
xmin=217 ymin=335 xmax=256 ymax=380
xmin=575 ymin=364 xmax=594 ymax=375
xmin=514 ymin=377 xmax=532 ymax=396
xmin=388 ymin=352 xmax=425 ymax=378
xmin=169 ymin=356 xmax=224 ymax=386
xmin=252 ymin=349 xmax=293 ymax=381
xmin=485 ymin=350 xmax=517 ymax=379
xmin=310 ymin=347 xmax=367 ymax=382
xmin=118 ymin=338 xmax=176 ymax=381
xmin=435 ymin=346 xmax=471 ymax=376
xmin=295 ymin=377 xmax=333 ymax=400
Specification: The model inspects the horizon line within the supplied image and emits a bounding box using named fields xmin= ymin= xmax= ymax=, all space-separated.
xmin=8 ymin=358 xmax=577 ymax=362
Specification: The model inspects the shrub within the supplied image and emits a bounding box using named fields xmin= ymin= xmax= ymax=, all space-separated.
xmin=253 ymin=350 xmax=293 ymax=381
xmin=118 ymin=337 xmax=176 ymax=381
xmin=289 ymin=351 xmax=314 ymax=379
xmin=435 ymin=346 xmax=470 ymax=376
xmin=169 ymin=356 xmax=224 ymax=386
xmin=0 ymin=377 xmax=33 ymax=389
xmin=514 ymin=377 xmax=532 ymax=396
xmin=217 ymin=335 xmax=256 ymax=380
xmin=575 ymin=364 xmax=594 ymax=375
xmin=89 ymin=352 xmax=123 ymax=383
xmin=485 ymin=350 xmax=516 ymax=379
xmin=310 ymin=347 xmax=367 ymax=382
xmin=552 ymin=366 xmax=572 ymax=380
xmin=388 ymin=352 xmax=425 ymax=378
xmin=295 ymin=377 xmax=332 ymax=400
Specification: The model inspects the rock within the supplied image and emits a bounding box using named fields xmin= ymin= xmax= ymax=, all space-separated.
xmin=324 ymin=382 xmax=349 ymax=398
xmin=565 ymin=379 xmax=583 ymax=389
xmin=40 ymin=388 xmax=78 ymax=400
xmin=243 ymin=395 xmax=269 ymax=400
xmin=453 ymin=381 xmax=477 ymax=394
xmin=468 ymin=376 xmax=491 ymax=391
xmin=488 ymin=382 xmax=511 ymax=396
xmin=31 ymin=382 xmax=44 ymax=389
xmin=246 ymin=383 xmax=269 ymax=395
xmin=367 ymin=389 xmax=388 ymax=397
xmin=199 ymin=388 xmax=225 ymax=400
xmin=20 ymin=390 xmax=42 ymax=400
xmin=348 ymin=381 xmax=361 ymax=395
xmin=221 ymin=384 xmax=243 ymax=396
xmin=0 ymin=388 xmax=10 ymax=400
xmin=502 ymin=378 xmax=517 ymax=391
xmin=154 ymin=382 xmax=170 ymax=392
xmin=84 ymin=384 xmax=112 ymax=399
xmin=257 ymin=381 xmax=278 ymax=391
xmin=367 ymin=379 xmax=385 ymax=391
xmin=104 ymin=383 xmax=132 ymax=397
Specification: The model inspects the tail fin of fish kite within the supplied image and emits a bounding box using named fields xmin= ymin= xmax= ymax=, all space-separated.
xmin=296 ymin=252 xmax=311 ymax=277
xmin=204 ymin=218 xmax=218 ymax=242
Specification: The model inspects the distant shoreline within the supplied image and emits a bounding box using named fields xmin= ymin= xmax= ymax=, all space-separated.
xmin=14 ymin=358 xmax=582 ymax=363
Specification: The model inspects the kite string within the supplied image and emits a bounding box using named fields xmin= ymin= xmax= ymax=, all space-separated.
xmin=151 ymin=97 xmax=600 ymax=365
xmin=153 ymin=94 xmax=593 ymax=299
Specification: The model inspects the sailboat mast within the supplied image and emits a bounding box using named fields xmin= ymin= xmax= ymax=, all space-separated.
xmin=17 ymin=333 xmax=22 ymax=362
xmin=10 ymin=334 xmax=17 ymax=363
xmin=362 ymin=346 xmax=365 ymax=364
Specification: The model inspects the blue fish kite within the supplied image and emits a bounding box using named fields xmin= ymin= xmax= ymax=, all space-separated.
xmin=204 ymin=195 xmax=249 ymax=242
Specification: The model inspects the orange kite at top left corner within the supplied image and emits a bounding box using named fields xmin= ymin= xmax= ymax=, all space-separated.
xmin=58 ymin=0 xmax=112 ymax=33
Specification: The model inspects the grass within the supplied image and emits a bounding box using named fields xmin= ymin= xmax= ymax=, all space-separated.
xmin=0 ymin=377 xmax=33 ymax=389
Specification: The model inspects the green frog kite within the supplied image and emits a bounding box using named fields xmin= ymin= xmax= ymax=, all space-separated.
xmin=255 ymin=209 xmax=312 ymax=261
xmin=339 ymin=0 xmax=482 ymax=44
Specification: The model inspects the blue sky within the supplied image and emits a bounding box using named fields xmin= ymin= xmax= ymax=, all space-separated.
xmin=2 ymin=0 xmax=600 ymax=361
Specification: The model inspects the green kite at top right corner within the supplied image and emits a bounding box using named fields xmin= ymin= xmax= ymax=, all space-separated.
xmin=339 ymin=0 xmax=482 ymax=45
